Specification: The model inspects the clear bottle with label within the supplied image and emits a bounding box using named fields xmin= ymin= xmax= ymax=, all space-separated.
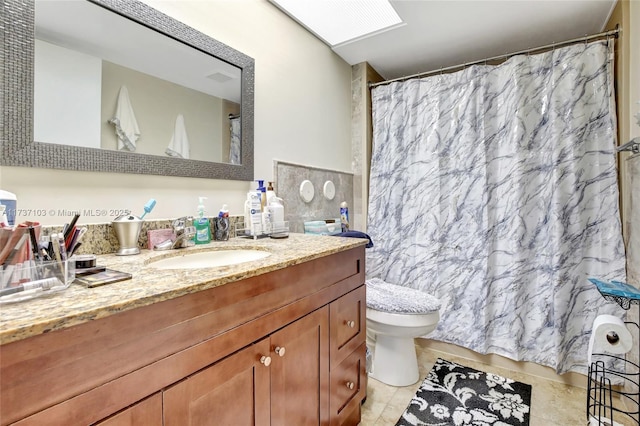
xmin=269 ymin=196 xmax=285 ymax=233
xmin=194 ymin=196 xmax=211 ymax=244
xmin=340 ymin=201 xmax=349 ymax=232
xmin=255 ymin=180 xmax=267 ymax=212
xmin=214 ymin=204 xmax=230 ymax=241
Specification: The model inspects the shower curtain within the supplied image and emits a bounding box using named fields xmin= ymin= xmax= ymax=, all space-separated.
xmin=367 ymin=40 xmax=626 ymax=374
xmin=229 ymin=116 xmax=241 ymax=164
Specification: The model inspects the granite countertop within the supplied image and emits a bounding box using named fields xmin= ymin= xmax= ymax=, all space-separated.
xmin=0 ymin=233 xmax=367 ymax=345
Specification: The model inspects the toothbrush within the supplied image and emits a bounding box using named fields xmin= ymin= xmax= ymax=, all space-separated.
xmin=139 ymin=199 xmax=156 ymax=220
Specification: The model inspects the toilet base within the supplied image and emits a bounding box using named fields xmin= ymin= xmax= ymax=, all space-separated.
xmin=369 ymin=335 xmax=419 ymax=387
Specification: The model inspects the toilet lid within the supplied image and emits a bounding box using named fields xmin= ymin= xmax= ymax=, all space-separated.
xmin=366 ymin=278 xmax=441 ymax=314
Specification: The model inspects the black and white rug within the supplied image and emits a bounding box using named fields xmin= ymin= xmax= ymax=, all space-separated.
xmin=396 ymin=358 xmax=532 ymax=426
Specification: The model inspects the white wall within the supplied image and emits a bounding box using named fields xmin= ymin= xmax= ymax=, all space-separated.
xmin=1 ymin=0 xmax=352 ymax=225
xmin=34 ymin=39 xmax=102 ymax=149
xmin=101 ymin=61 xmax=224 ymax=161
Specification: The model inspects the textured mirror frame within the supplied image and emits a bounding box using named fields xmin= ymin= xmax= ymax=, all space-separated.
xmin=1 ymin=0 xmax=255 ymax=181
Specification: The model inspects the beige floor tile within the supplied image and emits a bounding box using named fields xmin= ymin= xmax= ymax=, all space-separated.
xmin=360 ymin=344 xmax=600 ymax=426
xmin=359 ymin=404 xmax=382 ymax=425
xmin=361 ymin=378 xmax=401 ymax=425
xmin=376 ymin=399 xmax=410 ymax=426
xmin=367 ymin=377 xmax=400 ymax=405
xmin=373 ymin=417 xmax=394 ymax=426
xmin=386 ymin=386 xmax=417 ymax=413
xmin=530 ymin=379 xmax=587 ymax=423
xmin=529 ymin=414 xmax=562 ymax=426
xmin=361 ymin=397 xmax=387 ymax=425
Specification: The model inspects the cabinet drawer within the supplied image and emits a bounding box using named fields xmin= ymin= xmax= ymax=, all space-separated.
xmin=329 ymin=285 xmax=365 ymax=367
xmin=329 ymin=343 xmax=366 ymax=426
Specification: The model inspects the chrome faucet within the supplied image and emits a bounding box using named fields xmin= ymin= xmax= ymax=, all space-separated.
xmin=171 ymin=216 xmax=196 ymax=249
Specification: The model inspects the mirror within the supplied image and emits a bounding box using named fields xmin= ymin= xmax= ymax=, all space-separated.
xmin=1 ymin=0 xmax=255 ymax=181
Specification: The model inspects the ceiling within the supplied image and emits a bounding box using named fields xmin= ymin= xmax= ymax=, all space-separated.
xmin=36 ymin=1 xmax=618 ymax=91
xmin=35 ymin=0 xmax=242 ymax=102
xmin=299 ymin=0 xmax=618 ymax=81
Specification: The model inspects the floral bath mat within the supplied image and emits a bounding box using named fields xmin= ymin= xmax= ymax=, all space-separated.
xmin=396 ymin=358 xmax=532 ymax=426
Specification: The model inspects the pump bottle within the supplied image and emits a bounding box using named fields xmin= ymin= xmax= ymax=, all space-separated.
xmin=266 ymin=182 xmax=277 ymax=205
xmin=194 ymin=196 xmax=211 ymax=244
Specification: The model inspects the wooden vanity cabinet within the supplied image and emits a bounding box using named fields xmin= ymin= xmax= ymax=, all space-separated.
xmin=0 ymin=245 xmax=366 ymax=426
xmin=163 ymin=338 xmax=272 ymax=426
xmin=270 ymin=307 xmax=330 ymax=425
xmin=164 ymin=307 xmax=329 ymax=426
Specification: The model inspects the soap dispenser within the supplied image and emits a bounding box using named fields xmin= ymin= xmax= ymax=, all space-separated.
xmin=194 ymin=196 xmax=211 ymax=244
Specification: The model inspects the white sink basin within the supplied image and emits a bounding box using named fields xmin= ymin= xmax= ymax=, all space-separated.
xmin=149 ymin=249 xmax=271 ymax=270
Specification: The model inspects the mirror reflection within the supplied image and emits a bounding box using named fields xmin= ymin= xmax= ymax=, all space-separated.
xmin=34 ymin=0 xmax=242 ymax=164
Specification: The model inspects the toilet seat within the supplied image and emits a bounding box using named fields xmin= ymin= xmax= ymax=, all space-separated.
xmin=367 ymin=308 xmax=439 ymax=328
xmin=365 ymin=278 xmax=441 ymax=314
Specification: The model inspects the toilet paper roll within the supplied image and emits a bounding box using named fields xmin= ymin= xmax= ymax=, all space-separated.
xmin=588 ymin=314 xmax=633 ymax=365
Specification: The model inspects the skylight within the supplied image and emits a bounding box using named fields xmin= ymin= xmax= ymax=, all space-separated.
xmin=269 ymin=0 xmax=403 ymax=47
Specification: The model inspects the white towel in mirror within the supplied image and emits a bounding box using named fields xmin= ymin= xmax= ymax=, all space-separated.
xmin=108 ymin=85 xmax=140 ymax=151
xmin=165 ymin=114 xmax=190 ymax=159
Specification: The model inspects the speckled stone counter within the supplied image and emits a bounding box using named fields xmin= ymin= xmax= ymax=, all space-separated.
xmin=0 ymin=233 xmax=367 ymax=345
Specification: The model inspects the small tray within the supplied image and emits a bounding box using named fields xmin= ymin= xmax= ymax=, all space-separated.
xmin=589 ymin=278 xmax=640 ymax=310
xmin=236 ymin=221 xmax=289 ymax=240
xmin=74 ymin=268 xmax=132 ymax=288
xmin=0 ymin=258 xmax=75 ymax=304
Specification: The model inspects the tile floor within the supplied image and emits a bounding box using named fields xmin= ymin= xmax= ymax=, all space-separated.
xmin=360 ymin=341 xmax=637 ymax=426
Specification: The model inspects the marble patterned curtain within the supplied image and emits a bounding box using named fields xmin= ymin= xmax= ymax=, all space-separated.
xmin=229 ymin=116 xmax=241 ymax=164
xmin=367 ymin=41 xmax=626 ymax=374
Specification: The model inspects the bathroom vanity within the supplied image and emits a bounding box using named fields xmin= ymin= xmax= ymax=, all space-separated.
xmin=0 ymin=234 xmax=367 ymax=425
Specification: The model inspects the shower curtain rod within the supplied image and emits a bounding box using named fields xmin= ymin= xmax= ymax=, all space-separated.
xmin=369 ymin=26 xmax=620 ymax=88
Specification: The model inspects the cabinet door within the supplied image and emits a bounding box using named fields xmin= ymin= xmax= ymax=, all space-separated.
xmin=270 ymin=306 xmax=329 ymax=426
xmin=163 ymin=338 xmax=271 ymax=426
xmin=94 ymin=393 xmax=162 ymax=426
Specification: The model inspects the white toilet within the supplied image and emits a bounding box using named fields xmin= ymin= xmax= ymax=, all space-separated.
xmin=366 ymin=278 xmax=441 ymax=387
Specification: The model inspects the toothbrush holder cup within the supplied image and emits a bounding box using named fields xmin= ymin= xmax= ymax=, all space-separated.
xmin=112 ymin=213 xmax=143 ymax=255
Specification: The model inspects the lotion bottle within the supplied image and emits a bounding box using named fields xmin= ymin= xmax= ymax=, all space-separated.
xmin=266 ymin=182 xmax=277 ymax=205
xmin=269 ymin=196 xmax=285 ymax=232
xmin=194 ymin=196 xmax=211 ymax=244
xmin=248 ymin=192 xmax=262 ymax=235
